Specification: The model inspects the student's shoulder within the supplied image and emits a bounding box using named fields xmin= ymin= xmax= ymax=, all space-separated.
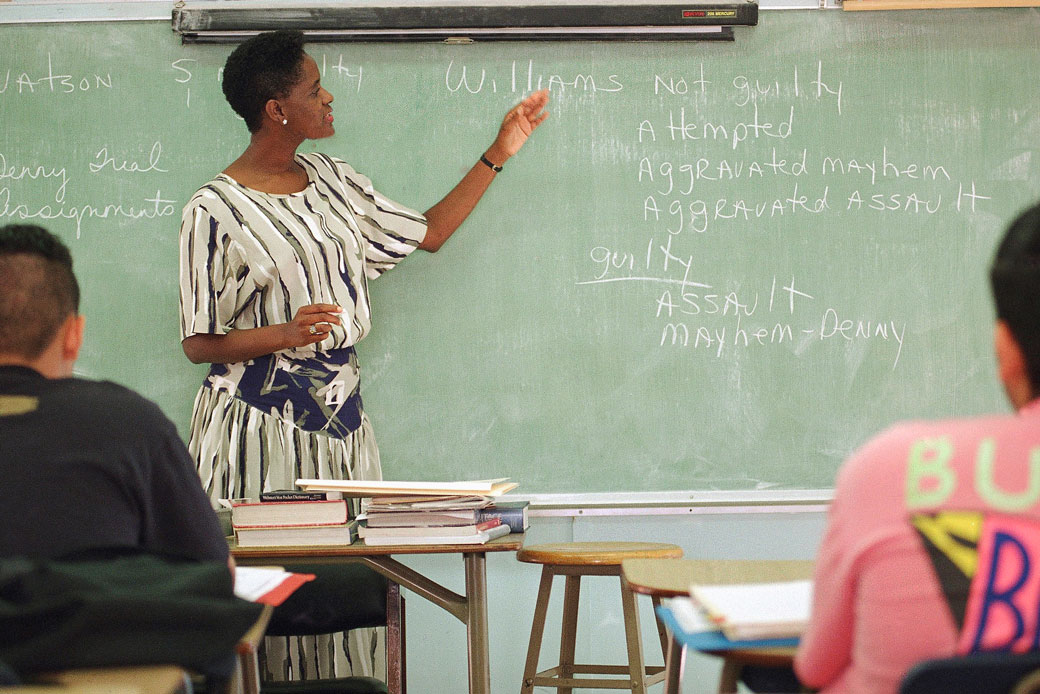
xmin=835 ymin=421 xmax=936 ymax=492
xmin=62 ymin=377 xmax=172 ymax=428
xmin=837 ymin=414 xmax=1010 ymax=490
xmin=867 ymin=413 xmax=1016 ymax=452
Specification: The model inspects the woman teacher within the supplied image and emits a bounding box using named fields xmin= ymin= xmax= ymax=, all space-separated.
xmin=178 ymin=29 xmax=548 ymax=680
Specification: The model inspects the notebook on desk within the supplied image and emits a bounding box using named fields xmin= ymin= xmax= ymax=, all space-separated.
xmin=689 ymin=579 xmax=812 ymax=641
xmin=657 ymin=589 xmax=805 ymax=652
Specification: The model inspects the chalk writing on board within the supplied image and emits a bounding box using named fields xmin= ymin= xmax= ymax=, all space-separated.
xmin=171 ymin=59 xmax=195 ymax=85
xmin=0 ymin=153 xmax=68 ymax=203
xmin=654 ymin=63 xmax=843 ymax=115
xmin=632 ymin=69 xmax=991 ymax=231
xmin=654 ymin=313 xmax=906 ymax=366
xmin=319 ymin=54 xmax=363 ymax=93
xmin=169 ymin=55 xmax=363 ymax=111
xmin=0 ymin=54 xmax=112 ymax=95
xmin=445 ymin=59 xmax=623 ymax=95
xmin=638 ymin=148 xmax=959 ymax=192
xmin=641 ymin=105 xmax=796 ymax=150
xmin=0 ymin=188 xmax=176 ymax=239
xmin=580 ymin=253 xmax=907 ymax=366
xmin=89 ymin=142 xmax=169 ymax=175
xmin=171 ymin=59 xmax=196 ymax=108
xmin=570 ymin=60 xmax=993 ymax=372
xmin=654 ymin=65 xmax=709 ymax=96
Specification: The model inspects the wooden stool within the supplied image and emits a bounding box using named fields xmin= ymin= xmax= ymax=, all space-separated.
xmin=518 ymin=542 xmax=684 ymax=694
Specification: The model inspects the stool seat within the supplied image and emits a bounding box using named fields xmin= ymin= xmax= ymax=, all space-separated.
xmin=518 ymin=542 xmax=684 ymax=566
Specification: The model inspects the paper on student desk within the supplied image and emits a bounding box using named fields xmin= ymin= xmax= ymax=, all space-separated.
xmin=296 ymin=478 xmax=518 ymax=497
xmin=664 ymin=596 xmax=719 ymax=634
xmin=234 ymin=567 xmax=315 ymax=606
xmin=689 ymin=579 xmax=813 ymax=641
xmin=658 ymin=597 xmax=800 ymax=651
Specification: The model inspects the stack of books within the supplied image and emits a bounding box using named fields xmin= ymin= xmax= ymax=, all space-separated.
xmin=361 ymin=496 xmax=529 ymax=546
xmin=231 ymin=489 xmax=359 ymax=547
xmin=294 ymin=478 xmax=528 ymax=547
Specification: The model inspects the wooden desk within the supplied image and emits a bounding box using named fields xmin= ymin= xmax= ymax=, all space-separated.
xmin=231 ymin=534 xmax=524 ymax=694
xmin=622 ymin=559 xmax=814 ymax=694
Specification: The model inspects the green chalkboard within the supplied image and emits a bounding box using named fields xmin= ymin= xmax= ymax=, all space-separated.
xmin=1 ymin=12 xmax=1037 ymax=494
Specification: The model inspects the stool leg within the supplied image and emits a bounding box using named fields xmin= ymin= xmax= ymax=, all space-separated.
xmin=663 ymin=636 xmax=685 ymax=694
xmin=521 ymin=566 xmax=556 ymax=694
xmin=619 ymin=578 xmax=648 ymax=694
xmin=718 ymin=660 xmax=741 ymax=694
xmin=387 ymin=582 xmax=404 ymax=694
xmin=650 ymin=596 xmax=670 ymax=659
xmin=401 ymin=594 xmax=407 ymax=694
xmin=559 ymin=575 xmax=582 ymax=694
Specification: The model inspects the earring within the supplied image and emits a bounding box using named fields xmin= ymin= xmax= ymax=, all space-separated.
xmin=282 ymin=119 xmax=288 ymax=125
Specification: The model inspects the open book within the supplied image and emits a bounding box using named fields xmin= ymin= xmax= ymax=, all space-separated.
xmin=688 ymin=579 xmax=813 ymax=641
xmin=233 ymin=567 xmax=315 ymax=606
xmin=296 ymin=478 xmax=518 ymax=498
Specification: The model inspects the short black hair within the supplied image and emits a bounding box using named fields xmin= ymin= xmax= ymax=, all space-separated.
xmin=222 ymin=30 xmax=307 ymax=133
xmin=0 ymin=224 xmax=80 ymax=359
xmin=991 ymin=202 xmax=1040 ymax=390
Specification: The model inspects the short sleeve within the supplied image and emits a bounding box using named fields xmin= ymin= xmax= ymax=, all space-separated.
xmin=328 ymin=157 xmax=428 ymax=279
xmin=179 ymin=192 xmax=247 ymax=340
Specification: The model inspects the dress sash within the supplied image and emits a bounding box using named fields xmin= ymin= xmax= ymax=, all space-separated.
xmin=203 ymin=347 xmax=363 ymax=439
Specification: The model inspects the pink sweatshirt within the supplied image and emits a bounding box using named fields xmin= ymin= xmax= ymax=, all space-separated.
xmin=795 ymin=399 xmax=1040 ymax=694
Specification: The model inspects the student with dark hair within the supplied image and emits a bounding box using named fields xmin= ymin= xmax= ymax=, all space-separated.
xmin=0 ymin=223 xmax=230 ymax=564
xmin=0 ymin=224 xmax=257 ymax=681
xmin=178 ymin=30 xmax=549 ymax=681
xmin=795 ymin=201 xmax=1040 ymax=694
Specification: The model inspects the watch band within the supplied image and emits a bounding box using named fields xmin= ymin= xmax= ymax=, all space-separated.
xmin=479 ymin=154 xmax=503 ymax=172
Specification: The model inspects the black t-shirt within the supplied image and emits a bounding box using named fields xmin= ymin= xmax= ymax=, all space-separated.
xmin=0 ymin=365 xmax=228 ymax=562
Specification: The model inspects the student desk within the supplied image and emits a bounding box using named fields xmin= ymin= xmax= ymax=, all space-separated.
xmin=231 ymin=534 xmax=524 ymax=694
xmin=5 ymin=665 xmax=192 ymax=694
xmin=622 ymin=559 xmax=814 ymax=694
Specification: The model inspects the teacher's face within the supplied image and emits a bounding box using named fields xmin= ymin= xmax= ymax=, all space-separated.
xmin=279 ymin=53 xmax=335 ymax=139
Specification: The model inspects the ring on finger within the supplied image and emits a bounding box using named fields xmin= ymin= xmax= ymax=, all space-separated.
xmin=308 ymin=324 xmax=318 ymax=335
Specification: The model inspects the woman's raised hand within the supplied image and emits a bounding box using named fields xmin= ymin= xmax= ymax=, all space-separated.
xmin=285 ymin=303 xmax=343 ymax=347
xmin=485 ymin=89 xmax=550 ymax=164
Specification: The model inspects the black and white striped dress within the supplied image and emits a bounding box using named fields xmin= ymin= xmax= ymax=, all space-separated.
xmin=179 ymin=151 xmax=426 ymax=680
